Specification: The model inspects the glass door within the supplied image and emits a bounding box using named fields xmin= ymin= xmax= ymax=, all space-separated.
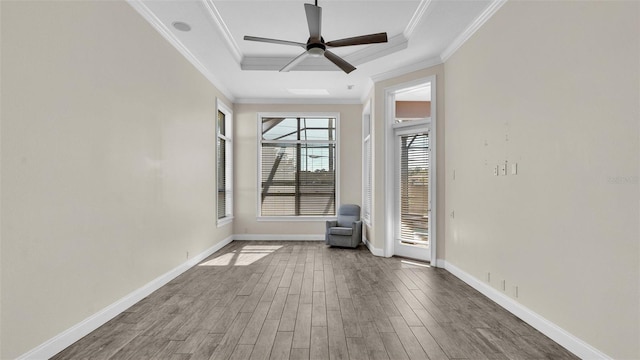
xmin=395 ymin=130 xmax=431 ymax=261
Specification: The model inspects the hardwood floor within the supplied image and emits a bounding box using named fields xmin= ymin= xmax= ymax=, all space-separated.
xmin=52 ymin=241 xmax=577 ymax=360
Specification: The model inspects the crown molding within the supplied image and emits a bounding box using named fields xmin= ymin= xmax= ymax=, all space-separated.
xmin=234 ymin=97 xmax=363 ymax=105
xmin=346 ymin=34 xmax=409 ymax=67
xmin=359 ymin=78 xmax=375 ymax=104
xmin=440 ymin=0 xmax=507 ymax=62
xmin=126 ymin=0 xmax=235 ymax=102
xmin=370 ymin=56 xmax=443 ymax=83
xmin=202 ymin=0 xmax=243 ymax=63
xmin=404 ymin=0 xmax=434 ymax=38
xmin=241 ymin=56 xmax=336 ymax=71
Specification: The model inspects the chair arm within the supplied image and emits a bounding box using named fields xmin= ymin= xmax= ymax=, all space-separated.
xmin=352 ymin=220 xmax=363 ymax=244
xmin=325 ymin=220 xmax=337 ymax=244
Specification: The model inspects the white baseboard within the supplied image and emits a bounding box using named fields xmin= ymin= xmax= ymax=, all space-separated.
xmin=233 ymin=234 xmax=324 ymax=241
xmin=362 ymin=235 xmax=385 ymax=257
xmin=443 ymin=261 xmax=610 ymax=360
xmin=433 ymin=258 xmax=446 ymax=268
xmin=18 ymin=235 xmax=233 ymax=360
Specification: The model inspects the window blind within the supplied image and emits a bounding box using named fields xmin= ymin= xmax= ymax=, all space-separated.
xmin=363 ymin=135 xmax=372 ymax=222
xmin=399 ymin=133 xmax=429 ymax=246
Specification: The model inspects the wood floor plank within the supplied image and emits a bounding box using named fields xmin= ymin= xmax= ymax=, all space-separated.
xmin=230 ymin=344 xmax=254 ymax=360
xmin=388 ymin=316 xmax=429 ymax=360
xmin=278 ymin=266 xmax=294 ymax=288
xmin=240 ymin=282 xmax=268 ymax=313
xmin=292 ymin=303 xmax=313 ymax=349
xmin=267 ymin=287 xmax=289 ymax=320
xmin=210 ymin=295 xmax=248 ymax=333
xmin=359 ymin=321 xmax=387 ymax=354
xmin=238 ymin=273 xmax=262 ymax=296
xmin=239 ymin=301 xmax=271 ymax=345
xmin=289 ymin=264 xmax=305 ymax=295
xmin=409 ymin=326 xmax=449 ymax=360
xmin=189 ymin=333 xmax=225 ymax=360
xmin=338 ymin=297 xmax=362 ymax=338
xmin=310 ymin=326 xmax=329 ymax=360
xmin=313 ymin=270 xmax=325 ymax=292
xmin=327 ymin=310 xmax=349 ymax=360
xmin=346 ymin=337 xmax=370 ymax=360
xmin=386 ymin=291 xmax=422 ymax=326
xmin=269 ymin=331 xmax=293 ymax=360
xmin=279 ymin=293 xmax=300 ymax=332
xmin=379 ymin=332 xmax=410 ymax=360
xmin=249 ymin=319 xmax=280 ymax=360
xmin=290 ymin=348 xmax=310 ymax=360
xmin=209 ymin=312 xmax=252 ymax=360
xmin=300 ymin=263 xmax=315 ymax=304
xmin=311 ymin=291 xmax=327 ymax=327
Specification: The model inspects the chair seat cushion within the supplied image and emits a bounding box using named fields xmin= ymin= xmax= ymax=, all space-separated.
xmin=329 ymin=227 xmax=352 ymax=236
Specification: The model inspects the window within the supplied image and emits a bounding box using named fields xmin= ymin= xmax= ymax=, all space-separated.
xmin=362 ymin=110 xmax=372 ymax=224
xmin=217 ymin=100 xmax=233 ymax=225
xmin=259 ymin=114 xmax=338 ymax=218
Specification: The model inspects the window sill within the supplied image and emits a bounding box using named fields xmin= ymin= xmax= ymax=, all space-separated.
xmin=257 ymin=216 xmax=337 ymax=222
xmin=217 ymin=216 xmax=234 ymax=227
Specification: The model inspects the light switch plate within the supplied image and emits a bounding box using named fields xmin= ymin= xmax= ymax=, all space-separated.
xmin=511 ymin=163 xmax=518 ymax=175
xmin=500 ymin=164 xmax=507 ymax=175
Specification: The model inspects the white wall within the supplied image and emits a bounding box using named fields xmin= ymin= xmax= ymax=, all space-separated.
xmin=444 ymin=1 xmax=639 ymax=358
xmin=233 ymin=103 xmax=362 ymax=237
xmin=0 ymin=1 xmax=232 ymax=358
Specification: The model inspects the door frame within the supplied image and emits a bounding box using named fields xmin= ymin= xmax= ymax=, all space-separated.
xmin=383 ymin=75 xmax=437 ymax=264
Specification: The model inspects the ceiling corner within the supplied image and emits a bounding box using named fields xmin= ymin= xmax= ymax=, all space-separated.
xmin=440 ymin=0 xmax=508 ymax=63
xmin=127 ymin=0 xmax=236 ymax=102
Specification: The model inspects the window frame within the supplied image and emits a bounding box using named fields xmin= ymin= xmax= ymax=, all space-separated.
xmin=362 ymin=102 xmax=372 ymax=226
xmin=216 ymin=99 xmax=233 ymax=227
xmin=256 ymin=112 xmax=340 ymax=221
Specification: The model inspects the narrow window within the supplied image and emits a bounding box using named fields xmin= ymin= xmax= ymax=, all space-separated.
xmin=362 ymin=113 xmax=372 ymax=224
xmin=217 ymin=100 xmax=233 ymax=225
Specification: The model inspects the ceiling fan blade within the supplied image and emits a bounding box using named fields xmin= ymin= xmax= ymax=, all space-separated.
xmin=304 ymin=3 xmax=322 ymax=41
xmin=324 ymin=50 xmax=356 ymax=74
xmin=281 ymin=51 xmax=310 ymax=72
xmin=244 ymin=36 xmax=306 ymax=48
xmin=326 ymin=32 xmax=388 ymax=47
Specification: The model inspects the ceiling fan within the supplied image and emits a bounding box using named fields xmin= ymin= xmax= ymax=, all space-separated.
xmin=244 ymin=0 xmax=388 ymax=74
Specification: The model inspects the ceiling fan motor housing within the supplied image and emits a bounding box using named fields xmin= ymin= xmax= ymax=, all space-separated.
xmin=306 ymin=40 xmax=326 ymax=56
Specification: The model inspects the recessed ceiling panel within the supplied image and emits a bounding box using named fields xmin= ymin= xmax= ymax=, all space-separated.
xmin=216 ymin=1 xmax=420 ymax=57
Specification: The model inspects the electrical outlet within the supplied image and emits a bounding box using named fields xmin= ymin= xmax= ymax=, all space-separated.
xmin=186 ymin=251 xmax=189 ymax=259
xmin=487 ymin=272 xmax=491 ymax=282
xmin=450 ymin=211 xmax=455 ymax=219
xmin=493 ymin=166 xmax=499 ymax=176
xmin=514 ymin=285 xmax=519 ymax=298
xmin=452 ymin=170 xmax=456 ymax=180
xmin=501 ymin=280 xmax=506 ymax=291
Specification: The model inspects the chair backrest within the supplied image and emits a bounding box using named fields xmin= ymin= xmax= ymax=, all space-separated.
xmin=337 ymin=204 xmax=361 ymax=227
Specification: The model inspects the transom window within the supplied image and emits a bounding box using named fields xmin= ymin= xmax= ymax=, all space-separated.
xmin=259 ymin=114 xmax=339 ymax=218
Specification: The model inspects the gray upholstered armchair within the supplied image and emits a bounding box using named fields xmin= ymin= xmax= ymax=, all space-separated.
xmin=325 ymin=204 xmax=362 ymax=248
